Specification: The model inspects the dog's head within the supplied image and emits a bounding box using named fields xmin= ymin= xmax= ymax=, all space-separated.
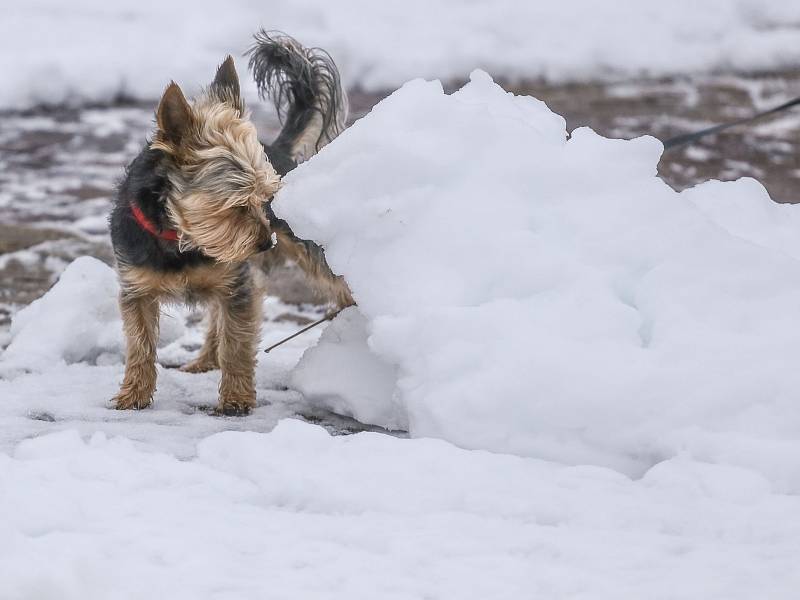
xmin=151 ymin=57 xmax=279 ymax=263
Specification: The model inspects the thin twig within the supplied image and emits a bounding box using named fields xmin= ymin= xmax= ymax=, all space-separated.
xmin=263 ymin=307 xmax=344 ymax=353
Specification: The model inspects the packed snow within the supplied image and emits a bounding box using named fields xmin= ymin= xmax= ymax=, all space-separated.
xmin=3 ymin=0 xmax=800 ymax=108
xmin=279 ymin=71 xmax=800 ymax=492
xmin=2 ymin=257 xmax=184 ymax=371
xmin=4 ymin=419 xmax=800 ymax=599
xmin=290 ymin=308 xmax=406 ymax=430
xmin=3 ymin=73 xmax=800 ymax=596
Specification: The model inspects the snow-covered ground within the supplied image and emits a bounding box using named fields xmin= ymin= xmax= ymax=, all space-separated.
xmin=3 ymin=73 xmax=800 ymax=597
xmin=3 ymin=0 xmax=800 ymax=108
xmin=0 ymin=256 xmax=372 ymax=456
xmin=4 ymin=420 xmax=800 ymax=599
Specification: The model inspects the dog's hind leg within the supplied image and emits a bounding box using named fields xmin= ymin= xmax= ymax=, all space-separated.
xmin=180 ymin=302 xmax=221 ymax=373
xmin=114 ymin=291 xmax=160 ymax=410
xmin=214 ymin=264 xmax=262 ymax=416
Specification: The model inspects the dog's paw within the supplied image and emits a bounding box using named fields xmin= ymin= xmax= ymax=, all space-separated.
xmin=113 ymin=391 xmax=153 ymax=410
xmin=214 ymin=394 xmax=255 ymax=417
xmin=179 ymin=358 xmax=218 ymax=374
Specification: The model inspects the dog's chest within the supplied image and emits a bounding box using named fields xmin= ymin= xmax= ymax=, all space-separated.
xmin=120 ymin=264 xmax=238 ymax=302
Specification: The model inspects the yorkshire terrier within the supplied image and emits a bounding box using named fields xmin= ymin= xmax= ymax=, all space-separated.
xmin=109 ymin=31 xmax=353 ymax=415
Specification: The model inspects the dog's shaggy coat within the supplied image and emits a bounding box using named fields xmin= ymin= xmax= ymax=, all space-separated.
xmin=109 ymin=32 xmax=352 ymax=415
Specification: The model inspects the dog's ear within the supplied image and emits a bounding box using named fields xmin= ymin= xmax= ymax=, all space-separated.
xmin=156 ymin=82 xmax=193 ymax=146
xmin=210 ymin=56 xmax=243 ymax=112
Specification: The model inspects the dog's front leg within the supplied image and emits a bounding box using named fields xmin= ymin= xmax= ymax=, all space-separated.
xmin=215 ymin=268 xmax=261 ymax=415
xmin=114 ymin=291 xmax=160 ymax=410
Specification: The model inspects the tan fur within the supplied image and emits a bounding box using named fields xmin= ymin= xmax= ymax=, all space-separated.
xmin=119 ymin=262 xmax=241 ymax=300
xmin=114 ymin=292 xmax=160 ymax=410
xmin=290 ymin=96 xmax=349 ymax=162
xmin=152 ymin=95 xmax=281 ymax=264
xmin=116 ymin=262 xmax=266 ymax=414
xmin=215 ymin=283 xmax=263 ymax=414
xmin=269 ymin=230 xmax=354 ymax=308
xmin=291 ymin=111 xmax=325 ymax=163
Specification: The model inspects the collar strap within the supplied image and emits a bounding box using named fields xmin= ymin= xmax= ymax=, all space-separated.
xmin=130 ymin=203 xmax=179 ymax=242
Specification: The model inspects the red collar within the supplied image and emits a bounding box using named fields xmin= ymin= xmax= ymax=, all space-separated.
xmin=130 ymin=203 xmax=179 ymax=242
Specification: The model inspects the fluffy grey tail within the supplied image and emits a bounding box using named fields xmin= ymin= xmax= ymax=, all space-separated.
xmin=247 ymin=30 xmax=348 ymax=166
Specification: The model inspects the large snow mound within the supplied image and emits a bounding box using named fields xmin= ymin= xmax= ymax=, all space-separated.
xmin=3 ymin=0 xmax=800 ymax=108
xmin=277 ymin=71 xmax=800 ymax=489
xmin=2 ymin=420 xmax=799 ymax=599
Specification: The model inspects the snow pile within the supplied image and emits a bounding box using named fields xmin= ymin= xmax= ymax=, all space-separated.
xmin=3 ymin=257 xmax=123 ymax=369
xmin=290 ymin=308 xmax=405 ymax=430
xmin=3 ymin=0 xmax=800 ymax=108
xmin=2 ymin=256 xmax=183 ymax=372
xmin=278 ymin=71 xmax=800 ymax=488
xmin=2 ymin=419 xmax=799 ymax=599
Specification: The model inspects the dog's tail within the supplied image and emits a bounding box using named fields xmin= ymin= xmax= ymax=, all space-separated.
xmin=248 ymin=30 xmax=348 ymax=169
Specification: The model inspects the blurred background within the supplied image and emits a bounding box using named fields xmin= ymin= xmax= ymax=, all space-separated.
xmin=2 ymin=0 xmax=799 ymax=343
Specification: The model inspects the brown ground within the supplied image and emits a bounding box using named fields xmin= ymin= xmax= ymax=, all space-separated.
xmin=506 ymin=73 xmax=800 ymax=202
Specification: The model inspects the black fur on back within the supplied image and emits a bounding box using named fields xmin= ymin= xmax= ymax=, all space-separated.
xmin=109 ymin=146 xmax=211 ymax=272
xmin=247 ymin=30 xmax=347 ymax=174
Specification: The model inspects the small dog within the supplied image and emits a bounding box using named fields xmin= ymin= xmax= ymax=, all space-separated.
xmin=109 ymin=31 xmax=353 ymax=415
